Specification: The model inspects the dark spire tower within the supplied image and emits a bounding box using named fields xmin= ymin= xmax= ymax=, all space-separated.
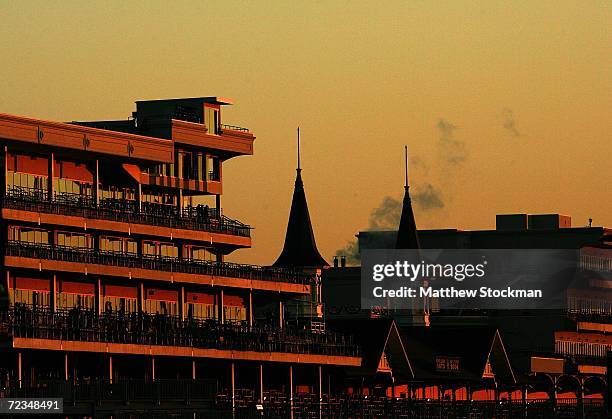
xmin=273 ymin=128 xmax=328 ymax=268
xmin=395 ymin=145 xmax=421 ymax=249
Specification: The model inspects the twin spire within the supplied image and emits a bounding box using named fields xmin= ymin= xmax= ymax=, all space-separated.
xmin=395 ymin=145 xmax=421 ymax=250
xmin=272 ymin=128 xmax=328 ymax=268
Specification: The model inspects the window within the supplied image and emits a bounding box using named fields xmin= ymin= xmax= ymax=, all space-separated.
xmin=9 ymin=226 xmax=49 ymax=244
xmin=206 ymin=156 xmax=220 ymax=181
xmin=143 ymin=241 xmax=177 ymax=259
xmin=103 ymin=296 xmax=137 ymax=314
xmin=57 ymin=232 xmax=92 ymax=249
xmin=7 ymin=172 xmax=48 ymax=196
xmin=205 ymin=107 xmax=220 ymax=135
xmin=56 ymin=293 xmax=95 ymax=312
xmin=143 ymin=299 xmax=178 ymax=316
xmin=186 ymin=246 xmax=213 ymax=262
xmin=224 ymin=306 xmax=247 ymax=324
xmin=187 ymin=302 xmax=216 ymax=320
xmin=10 ymin=289 xmax=50 ymax=309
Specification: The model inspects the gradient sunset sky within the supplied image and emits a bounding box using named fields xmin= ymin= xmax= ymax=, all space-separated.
xmin=1 ymin=1 xmax=610 ymax=265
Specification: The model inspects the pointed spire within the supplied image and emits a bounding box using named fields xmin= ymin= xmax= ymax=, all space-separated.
xmin=273 ymin=128 xmax=328 ymax=267
xmin=396 ymin=145 xmax=421 ymax=249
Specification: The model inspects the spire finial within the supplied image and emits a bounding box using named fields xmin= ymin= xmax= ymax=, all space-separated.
xmin=404 ymin=145 xmax=408 ymax=190
xmin=297 ymin=126 xmax=301 ymax=172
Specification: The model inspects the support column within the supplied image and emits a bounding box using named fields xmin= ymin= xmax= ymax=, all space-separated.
xmin=64 ymin=353 xmax=69 ymax=381
xmin=259 ymin=363 xmax=264 ymax=404
xmin=151 ymin=357 xmax=156 ymax=381
xmin=279 ymin=301 xmax=284 ymax=329
xmin=248 ymin=289 xmax=253 ymax=328
xmin=51 ymin=274 xmax=57 ymax=312
xmin=136 ymin=183 xmax=142 ymax=212
xmin=219 ymin=289 xmax=224 ymax=324
xmin=318 ymin=366 xmax=323 ymax=419
xmin=94 ymin=159 xmax=99 ymax=206
xmin=289 ymin=365 xmax=294 ymax=418
xmin=215 ymin=195 xmax=221 ymax=215
xmin=192 ymin=360 xmax=196 ymax=380
xmin=2 ymin=145 xmax=8 ymax=197
xmin=109 ymin=355 xmax=113 ymax=384
xmin=138 ymin=283 xmax=144 ymax=314
xmin=17 ymin=352 xmax=22 ymax=388
xmin=231 ymin=362 xmax=235 ymax=413
xmin=47 ymin=152 xmax=54 ymax=201
xmin=179 ymin=286 xmax=185 ymax=321
xmin=96 ymin=278 xmax=102 ymax=315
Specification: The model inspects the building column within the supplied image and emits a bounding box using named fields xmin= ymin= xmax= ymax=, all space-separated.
xmin=136 ymin=183 xmax=142 ymax=212
xmin=192 ymin=360 xmax=196 ymax=380
xmin=2 ymin=145 xmax=8 ymax=197
xmin=96 ymin=278 xmax=102 ymax=315
xmin=151 ymin=357 xmax=156 ymax=381
xmin=279 ymin=301 xmax=284 ymax=329
xmin=179 ymin=286 xmax=185 ymax=321
xmin=64 ymin=353 xmax=69 ymax=382
xmin=51 ymin=274 xmax=57 ymax=312
xmin=138 ymin=283 xmax=144 ymax=314
xmin=47 ymin=152 xmax=54 ymax=201
xmin=318 ymin=365 xmax=323 ymax=419
xmin=109 ymin=355 xmax=113 ymax=384
xmin=94 ymin=159 xmax=99 ymax=206
xmin=248 ymin=289 xmax=253 ymax=328
xmin=215 ymin=195 xmax=221 ymax=215
xmin=289 ymin=365 xmax=294 ymax=418
xmin=17 ymin=352 xmax=22 ymax=388
xmin=231 ymin=362 xmax=235 ymax=413
xmin=219 ymin=289 xmax=224 ymax=324
xmin=259 ymin=363 xmax=264 ymax=404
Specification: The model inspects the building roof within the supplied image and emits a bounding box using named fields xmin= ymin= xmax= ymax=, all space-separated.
xmin=135 ymin=96 xmax=233 ymax=105
xmin=273 ymin=167 xmax=328 ymax=267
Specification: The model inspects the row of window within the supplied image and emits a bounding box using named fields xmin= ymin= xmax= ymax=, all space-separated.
xmin=555 ymin=340 xmax=610 ymax=358
xmin=9 ymin=226 xmax=215 ymax=261
xmin=147 ymin=152 xmax=219 ymax=182
xmin=581 ymin=255 xmax=612 ymax=273
xmin=9 ymin=289 xmax=246 ymax=321
xmin=567 ymin=297 xmax=612 ymax=314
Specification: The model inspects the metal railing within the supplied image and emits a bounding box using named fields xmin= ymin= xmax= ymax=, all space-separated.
xmin=4 ymin=241 xmax=310 ymax=285
xmin=2 ymin=188 xmax=251 ymax=237
xmin=0 ymin=307 xmax=361 ymax=358
xmin=220 ymin=124 xmax=250 ymax=133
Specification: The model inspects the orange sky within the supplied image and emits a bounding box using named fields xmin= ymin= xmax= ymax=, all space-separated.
xmin=0 ymin=1 xmax=610 ymax=265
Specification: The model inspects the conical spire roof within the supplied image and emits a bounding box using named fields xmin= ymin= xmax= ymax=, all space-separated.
xmin=273 ymin=128 xmax=328 ymax=268
xmin=396 ymin=146 xmax=421 ymax=249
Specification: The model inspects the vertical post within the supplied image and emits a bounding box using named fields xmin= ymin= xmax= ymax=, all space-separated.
xmin=151 ymin=357 xmax=156 ymax=381
xmin=136 ymin=183 xmax=142 ymax=212
xmin=279 ymin=301 xmax=284 ymax=329
xmin=219 ymin=289 xmax=224 ymax=324
xmin=96 ymin=278 xmax=102 ymax=315
xmin=231 ymin=362 xmax=235 ymax=413
xmin=192 ymin=360 xmax=196 ymax=380
xmin=109 ymin=355 xmax=113 ymax=384
xmin=138 ymin=283 xmax=144 ymax=314
xmin=94 ymin=159 xmax=99 ymax=206
xmin=318 ymin=365 xmax=323 ymax=419
xmin=51 ymin=274 xmax=57 ymax=312
xmin=248 ymin=289 xmax=253 ymax=328
xmin=259 ymin=363 xmax=264 ymax=404
xmin=289 ymin=365 xmax=294 ymax=418
xmin=17 ymin=352 xmax=22 ymax=389
xmin=48 ymin=152 xmax=54 ymax=201
xmin=522 ymin=384 xmax=527 ymax=419
xmin=179 ymin=286 xmax=185 ymax=321
xmin=215 ymin=195 xmax=221 ymax=215
xmin=64 ymin=353 xmax=69 ymax=381
xmin=2 ymin=145 xmax=8 ymax=197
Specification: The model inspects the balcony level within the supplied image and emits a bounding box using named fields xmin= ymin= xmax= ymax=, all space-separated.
xmin=0 ymin=308 xmax=361 ymax=365
xmin=4 ymin=241 xmax=311 ymax=294
xmin=2 ymin=189 xmax=251 ymax=247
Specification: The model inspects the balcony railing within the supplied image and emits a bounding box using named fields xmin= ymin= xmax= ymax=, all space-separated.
xmin=220 ymin=124 xmax=249 ymax=133
xmin=2 ymin=188 xmax=251 ymax=237
xmin=4 ymin=241 xmax=310 ymax=285
xmin=0 ymin=308 xmax=361 ymax=358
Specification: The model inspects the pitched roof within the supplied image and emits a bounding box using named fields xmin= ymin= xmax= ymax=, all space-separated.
xmin=273 ymin=168 xmax=328 ymax=267
xmin=396 ymin=146 xmax=420 ymax=249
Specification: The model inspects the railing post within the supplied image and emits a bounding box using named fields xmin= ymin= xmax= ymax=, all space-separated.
xmin=94 ymin=159 xmax=99 ymax=207
xmin=47 ymin=152 xmax=54 ymax=202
